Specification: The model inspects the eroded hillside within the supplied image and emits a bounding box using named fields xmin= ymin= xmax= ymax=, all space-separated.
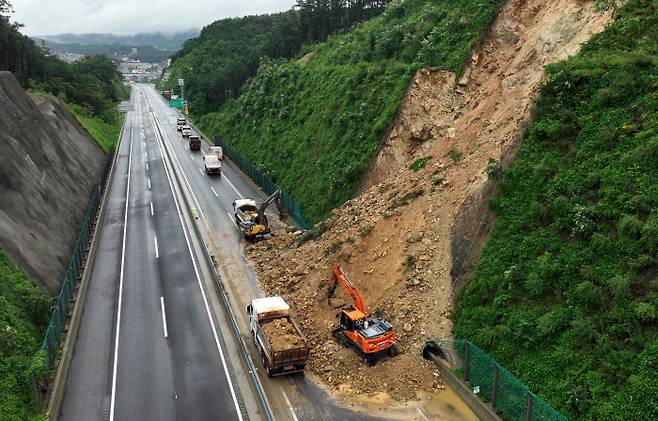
xmin=0 ymin=72 xmax=106 ymax=292
xmin=247 ymin=0 xmax=613 ymax=404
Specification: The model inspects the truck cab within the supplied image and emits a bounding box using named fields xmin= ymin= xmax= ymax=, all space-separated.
xmin=189 ymin=135 xmax=201 ymax=150
xmin=203 ymin=153 xmax=221 ymax=175
xmin=176 ymin=117 xmax=186 ymax=131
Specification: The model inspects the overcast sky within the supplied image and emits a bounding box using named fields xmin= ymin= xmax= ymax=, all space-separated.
xmin=13 ymin=0 xmax=296 ymax=36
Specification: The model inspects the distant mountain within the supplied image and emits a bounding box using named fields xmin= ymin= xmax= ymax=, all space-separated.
xmin=39 ymin=40 xmax=172 ymax=63
xmin=34 ymin=30 xmax=199 ymax=51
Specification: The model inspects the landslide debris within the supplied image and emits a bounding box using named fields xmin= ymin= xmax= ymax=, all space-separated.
xmin=246 ymin=0 xmax=614 ymax=404
xmin=0 ymin=72 xmax=106 ymax=292
xmin=262 ymin=318 xmax=306 ymax=351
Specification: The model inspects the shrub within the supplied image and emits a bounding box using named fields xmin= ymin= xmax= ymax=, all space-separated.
xmin=409 ymin=156 xmax=432 ymax=171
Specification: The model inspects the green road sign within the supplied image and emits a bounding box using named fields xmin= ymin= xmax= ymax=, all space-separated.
xmin=169 ymin=99 xmax=185 ymax=109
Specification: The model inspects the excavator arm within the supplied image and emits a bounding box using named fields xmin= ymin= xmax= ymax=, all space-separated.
xmin=258 ymin=189 xmax=281 ymax=223
xmin=327 ymin=263 xmax=368 ymax=316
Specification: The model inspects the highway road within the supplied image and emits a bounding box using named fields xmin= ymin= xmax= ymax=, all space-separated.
xmin=58 ymin=83 xmax=474 ymax=421
xmin=59 ymin=86 xmax=254 ymax=421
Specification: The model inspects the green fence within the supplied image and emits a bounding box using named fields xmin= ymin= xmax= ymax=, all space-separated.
xmin=424 ymin=339 xmax=567 ymax=421
xmin=213 ymin=138 xmax=310 ymax=230
xmin=32 ymin=149 xmax=115 ymax=404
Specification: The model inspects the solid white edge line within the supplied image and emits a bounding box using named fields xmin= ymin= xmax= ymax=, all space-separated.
xmin=109 ymin=106 xmax=135 ymax=421
xmin=211 ymin=186 xmax=219 ymax=197
xmin=150 ymin=202 xmax=154 ymax=216
xmin=281 ymin=390 xmax=300 ymax=421
xmin=160 ymin=296 xmax=168 ymax=338
xmin=154 ymin=235 xmax=159 ymax=259
xmin=147 ymin=93 xmax=244 ymax=421
xmin=227 ymin=212 xmax=238 ymax=228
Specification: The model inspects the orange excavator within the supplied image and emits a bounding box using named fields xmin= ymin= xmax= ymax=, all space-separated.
xmin=327 ymin=263 xmax=398 ymax=364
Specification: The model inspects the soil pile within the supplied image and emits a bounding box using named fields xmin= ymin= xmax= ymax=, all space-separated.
xmin=262 ymin=318 xmax=305 ymax=350
xmin=247 ymin=0 xmax=614 ymax=403
xmin=0 ymin=72 xmax=106 ymax=292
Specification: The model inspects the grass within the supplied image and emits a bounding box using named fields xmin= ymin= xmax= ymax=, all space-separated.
xmin=453 ymin=1 xmax=658 ymax=419
xmin=409 ymin=156 xmax=432 ymax=171
xmin=0 ymin=248 xmax=51 ymax=421
xmin=196 ymin=0 xmax=506 ymax=224
xmin=66 ymin=103 xmax=125 ymax=153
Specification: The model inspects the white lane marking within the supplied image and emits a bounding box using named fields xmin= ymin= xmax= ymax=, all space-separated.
xmin=150 ymin=201 xmax=154 ymax=216
xmin=416 ymin=408 xmax=430 ymax=421
xmin=223 ymin=174 xmax=244 ymax=199
xmin=190 ymin=154 xmax=194 ymax=159
xmin=147 ymin=178 xmax=151 ymax=190
xmin=227 ymin=212 xmax=238 ymax=228
xmin=160 ymin=297 xmax=168 ymax=338
xmin=150 ymin=113 xmax=207 ymax=223
xmin=146 ymin=162 xmax=149 ymax=171
xmin=109 ymin=114 xmax=134 ymax=421
xmin=198 ymin=168 xmax=204 ymax=175
xmin=281 ymin=390 xmax=300 ymax=421
xmin=154 ymin=235 xmax=159 ymax=259
xmin=211 ymin=186 xmax=219 ymax=197
xmin=150 ymin=110 xmax=244 ymax=421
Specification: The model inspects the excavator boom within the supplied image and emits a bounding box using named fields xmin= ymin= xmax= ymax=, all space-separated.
xmin=328 ymin=263 xmax=368 ymax=316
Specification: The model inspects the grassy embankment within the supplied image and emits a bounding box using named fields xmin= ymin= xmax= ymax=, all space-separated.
xmin=0 ymin=249 xmax=51 ymax=421
xmin=195 ymin=0 xmax=506 ymax=223
xmin=454 ymin=1 xmax=658 ymax=419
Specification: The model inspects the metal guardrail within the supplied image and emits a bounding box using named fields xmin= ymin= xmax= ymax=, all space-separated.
xmin=423 ymin=340 xmax=568 ymax=421
xmin=32 ymin=148 xmax=115 ymax=405
xmin=149 ymin=108 xmax=274 ymax=421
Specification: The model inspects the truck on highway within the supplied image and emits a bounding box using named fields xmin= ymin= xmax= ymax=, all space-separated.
xmin=233 ymin=190 xmax=281 ymax=240
xmin=182 ymin=125 xmax=192 ymax=137
xmin=203 ymin=154 xmax=221 ymax=175
xmin=246 ymin=296 xmax=309 ymax=376
xmin=208 ymin=145 xmax=224 ymax=160
xmin=189 ymin=135 xmax=201 ymax=151
xmin=176 ymin=117 xmax=186 ymax=131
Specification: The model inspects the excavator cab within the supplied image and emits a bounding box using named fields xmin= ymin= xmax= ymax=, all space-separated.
xmin=338 ymin=305 xmax=366 ymax=332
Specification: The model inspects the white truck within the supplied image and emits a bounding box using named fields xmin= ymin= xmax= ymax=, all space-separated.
xmin=203 ymin=154 xmax=221 ymax=175
xmin=246 ymin=296 xmax=309 ymax=376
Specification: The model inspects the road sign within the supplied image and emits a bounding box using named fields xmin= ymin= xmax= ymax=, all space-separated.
xmin=169 ymin=98 xmax=185 ymax=109
xmin=178 ymin=78 xmax=184 ymax=86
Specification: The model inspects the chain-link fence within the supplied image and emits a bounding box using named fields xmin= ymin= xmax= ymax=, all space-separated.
xmin=213 ymin=138 xmax=310 ymax=230
xmin=424 ymin=339 xmax=567 ymax=421
xmin=31 ymin=148 xmax=115 ymax=405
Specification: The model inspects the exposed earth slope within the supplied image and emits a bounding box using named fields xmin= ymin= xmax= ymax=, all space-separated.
xmin=247 ymin=0 xmax=613 ymax=406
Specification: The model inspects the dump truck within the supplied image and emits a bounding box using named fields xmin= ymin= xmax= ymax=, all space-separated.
xmin=208 ymin=145 xmax=224 ymax=160
xmin=233 ymin=190 xmax=281 ymax=240
xmin=189 ymin=135 xmax=201 ymax=151
xmin=247 ymin=296 xmax=309 ymax=376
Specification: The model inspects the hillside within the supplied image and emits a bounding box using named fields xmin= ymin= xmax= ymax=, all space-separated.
xmin=246 ymin=0 xmax=613 ymax=406
xmin=0 ymin=248 xmax=50 ymax=421
xmin=35 ymin=30 xmax=198 ymax=51
xmin=454 ymin=1 xmax=658 ymax=419
xmin=0 ymin=72 xmax=106 ymax=292
xmin=197 ymin=0 xmax=508 ymax=223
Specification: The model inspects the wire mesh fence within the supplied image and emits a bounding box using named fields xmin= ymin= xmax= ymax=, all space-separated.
xmin=212 ymin=138 xmax=310 ymax=230
xmin=424 ymin=339 xmax=567 ymax=421
xmin=31 ymin=148 xmax=115 ymax=405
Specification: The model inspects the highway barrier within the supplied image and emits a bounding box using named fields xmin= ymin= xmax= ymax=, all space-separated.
xmin=212 ymin=138 xmax=310 ymax=230
xmin=423 ymin=340 xmax=567 ymax=421
xmin=31 ymin=148 xmax=115 ymax=407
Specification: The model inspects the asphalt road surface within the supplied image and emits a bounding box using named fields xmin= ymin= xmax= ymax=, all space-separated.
xmin=60 ymin=86 xmax=246 ymax=421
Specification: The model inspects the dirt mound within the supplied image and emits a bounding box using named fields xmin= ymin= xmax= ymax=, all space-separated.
xmin=262 ymin=318 xmax=305 ymax=350
xmin=0 ymin=72 xmax=106 ymax=292
xmin=247 ymin=0 xmax=614 ymax=404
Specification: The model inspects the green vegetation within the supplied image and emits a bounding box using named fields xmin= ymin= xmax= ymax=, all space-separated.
xmin=196 ymin=0 xmax=505 ymax=223
xmin=66 ymin=103 xmax=125 ymax=153
xmin=162 ymin=2 xmax=393 ymax=116
xmin=409 ymin=156 xmax=431 ymax=171
xmin=454 ymin=1 xmax=658 ymax=419
xmin=0 ymin=248 xmax=51 ymax=421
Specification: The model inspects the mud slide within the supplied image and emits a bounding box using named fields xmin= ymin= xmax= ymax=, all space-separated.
xmin=0 ymin=72 xmax=105 ymax=292
xmin=247 ymin=0 xmax=614 ymax=406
